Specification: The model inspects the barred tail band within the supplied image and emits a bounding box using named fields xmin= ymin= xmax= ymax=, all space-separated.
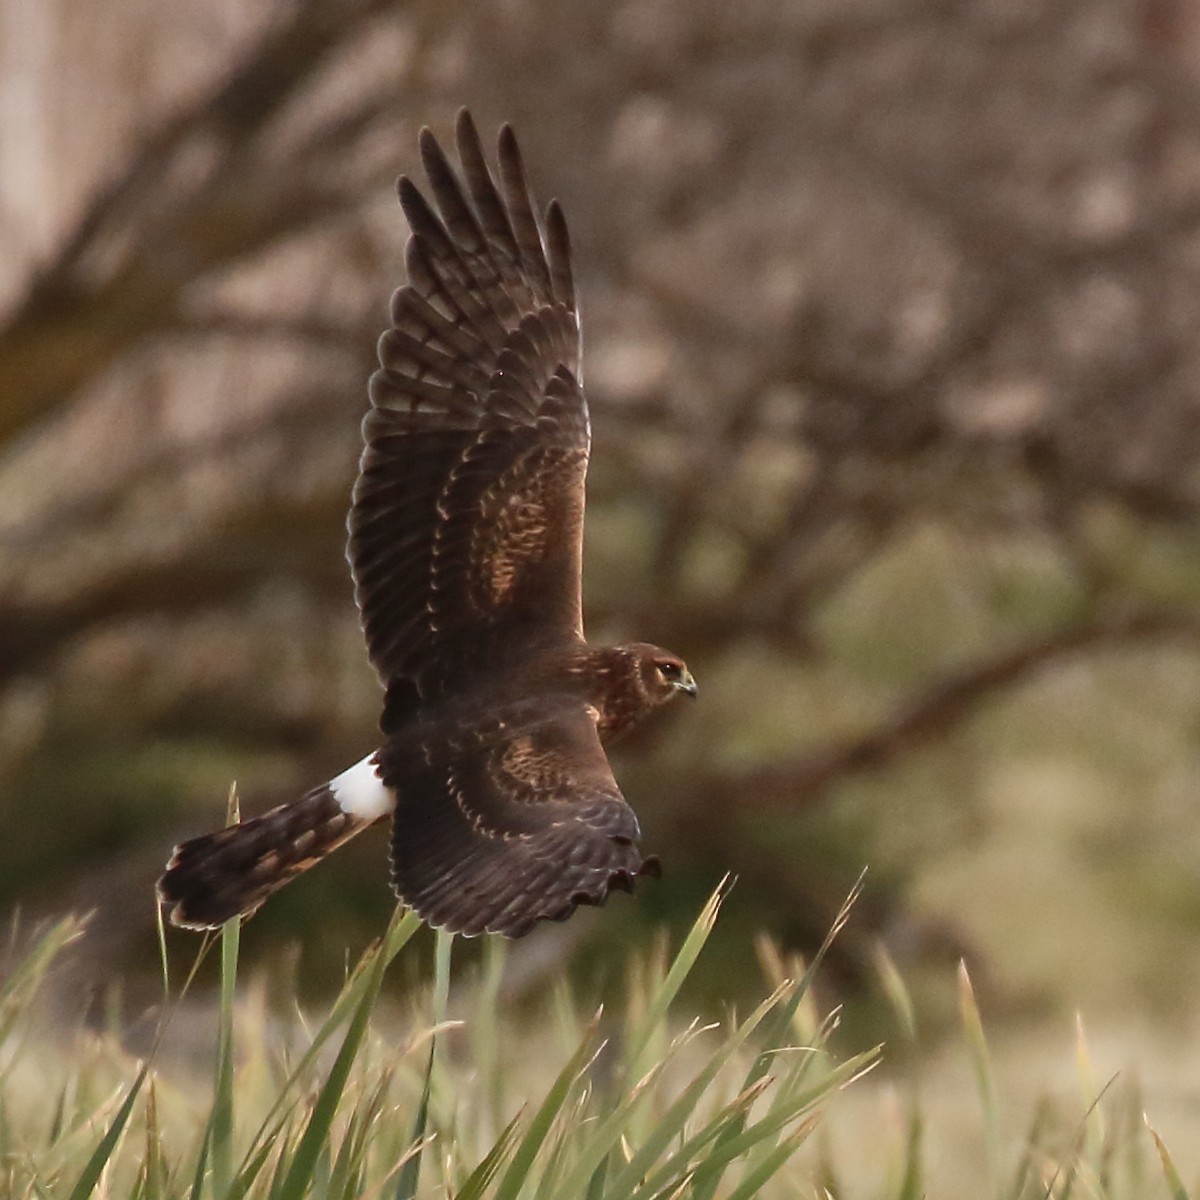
xmin=158 ymin=766 xmax=388 ymax=928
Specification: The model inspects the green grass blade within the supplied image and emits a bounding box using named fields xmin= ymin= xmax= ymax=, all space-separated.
xmin=897 ymin=1106 xmax=923 ymax=1200
xmin=0 ymin=916 xmax=86 ymax=1051
xmin=266 ymin=1126 xmax=303 ymax=1200
xmin=228 ymin=1135 xmax=277 ymax=1200
xmin=752 ymin=872 xmax=863 ymax=1081
xmin=1038 ymin=1073 xmax=1119 ymax=1200
xmin=492 ymin=1011 xmax=605 ymax=1200
xmin=625 ymin=1081 xmax=773 ymax=1200
xmin=334 ymin=1065 xmax=396 ymax=1200
xmin=325 ymin=1107 xmax=366 ymax=1200
xmin=395 ymin=928 xmax=453 ymax=1200
xmin=141 ymin=1079 xmax=168 ymax=1200
xmin=527 ymin=1091 xmax=586 ymax=1200
xmin=687 ymin=1046 xmax=878 ymax=1199
xmin=188 ymin=1112 xmax=212 ymax=1200
xmin=1007 ymin=1096 xmax=1052 ymax=1200
xmin=237 ymin=909 xmax=422 ymax=1177
xmin=873 ymin=941 xmax=918 ymax=1045
xmin=470 ymin=936 xmax=507 ymax=1136
xmin=1054 ymin=1162 xmax=1079 ymax=1200
xmin=212 ymin=915 xmax=241 ymax=1199
xmin=0 ymin=915 xmax=85 ymax=1008
xmin=273 ymin=914 xmax=404 ymax=1200
xmin=623 ymin=878 xmax=731 ymax=1083
xmin=606 ymin=981 xmax=794 ymax=1200
xmin=721 ymin=1119 xmax=816 ymax=1200
xmin=584 ymin=1152 xmax=608 ymax=1200
xmin=1073 ymin=1015 xmax=1104 ymax=1156
xmin=394 ymin=1032 xmax=435 ymax=1200
xmin=156 ymin=896 xmax=171 ymax=1003
xmin=689 ymin=873 xmax=863 ymax=1200
xmin=46 ymin=1079 xmax=71 ymax=1147
xmin=653 ymin=1103 xmax=810 ymax=1199
xmin=1145 ymin=1119 xmax=1190 ymax=1200
xmin=453 ymin=1111 xmax=523 ymax=1200
xmin=65 ymin=1063 xmax=150 ymax=1200
xmin=545 ymin=1056 xmax=679 ymax=1200
xmin=958 ymin=961 xmax=1001 ymax=1192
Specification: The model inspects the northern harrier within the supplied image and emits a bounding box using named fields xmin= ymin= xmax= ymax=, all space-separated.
xmin=158 ymin=112 xmax=696 ymax=938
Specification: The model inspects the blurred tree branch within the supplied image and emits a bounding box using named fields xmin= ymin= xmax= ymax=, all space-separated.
xmin=691 ymin=608 xmax=1200 ymax=820
xmin=0 ymin=0 xmax=404 ymax=441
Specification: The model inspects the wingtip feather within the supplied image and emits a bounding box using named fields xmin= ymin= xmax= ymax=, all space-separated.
xmin=455 ymin=107 xmax=478 ymax=144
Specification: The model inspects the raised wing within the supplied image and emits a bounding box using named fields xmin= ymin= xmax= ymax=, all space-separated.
xmin=351 ymin=110 xmax=588 ymax=732
xmin=382 ymin=700 xmax=657 ymax=937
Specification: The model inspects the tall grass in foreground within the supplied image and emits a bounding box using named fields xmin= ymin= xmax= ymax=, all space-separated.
xmin=0 ymin=884 xmax=1191 ymax=1199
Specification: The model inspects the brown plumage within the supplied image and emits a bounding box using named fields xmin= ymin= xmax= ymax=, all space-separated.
xmin=158 ymin=111 xmax=696 ymax=938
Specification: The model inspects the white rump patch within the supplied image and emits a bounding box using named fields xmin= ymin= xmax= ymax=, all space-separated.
xmin=329 ymin=755 xmax=395 ymax=820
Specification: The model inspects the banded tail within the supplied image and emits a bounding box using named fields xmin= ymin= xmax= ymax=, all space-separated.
xmin=158 ymin=757 xmax=393 ymax=929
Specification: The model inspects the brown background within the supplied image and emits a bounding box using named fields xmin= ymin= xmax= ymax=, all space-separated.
xmin=5 ymin=5 xmax=1200 ymax=1168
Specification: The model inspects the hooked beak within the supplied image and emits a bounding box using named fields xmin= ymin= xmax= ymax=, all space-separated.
xmin=673 ymin=669 xmax=698 ymax=699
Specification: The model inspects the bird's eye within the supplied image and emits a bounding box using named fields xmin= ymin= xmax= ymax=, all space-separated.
xmin=656 ymin=661 xmax=681 ymax=681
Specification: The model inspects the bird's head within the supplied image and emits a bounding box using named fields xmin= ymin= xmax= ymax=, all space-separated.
xmin=631 ymin=644 xmax=698 ymax=707
xmin=579 ymin=642 xmax=697 ymax=740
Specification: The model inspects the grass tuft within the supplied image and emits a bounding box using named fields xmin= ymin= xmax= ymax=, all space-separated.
xmin=0 ymin=885 xmax=1191 ymax=1198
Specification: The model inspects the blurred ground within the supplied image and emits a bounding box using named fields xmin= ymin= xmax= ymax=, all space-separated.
xmin=4 ymin=0 xmax=1200 ymax=1180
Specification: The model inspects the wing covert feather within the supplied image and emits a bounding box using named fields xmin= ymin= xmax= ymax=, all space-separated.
xmin=382 ymin=701 xmax=655 ymax=937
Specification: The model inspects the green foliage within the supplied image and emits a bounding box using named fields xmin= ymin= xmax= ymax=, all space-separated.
xmin=0 ymin=897 xmax=1192 ymax=1199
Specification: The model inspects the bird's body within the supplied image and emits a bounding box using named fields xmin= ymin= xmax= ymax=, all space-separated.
xmin=159 ymin=112 xmax=694 ymax=938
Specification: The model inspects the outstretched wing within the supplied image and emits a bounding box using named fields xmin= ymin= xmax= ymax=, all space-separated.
xmin=351 ymin=110 xmax=587 ymax=732
xmin=382 ymin=700 xmax=657 ymax=937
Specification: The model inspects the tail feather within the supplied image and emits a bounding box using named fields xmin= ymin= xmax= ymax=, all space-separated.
xmin=158 ymin=784 xmax=375 ymax=929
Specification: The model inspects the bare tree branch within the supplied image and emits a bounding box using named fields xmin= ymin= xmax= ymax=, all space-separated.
xmin=688 ymin=609 xmax=1200 ymax=820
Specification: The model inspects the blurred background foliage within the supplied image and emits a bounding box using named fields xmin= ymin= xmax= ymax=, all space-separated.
xmin=4 ymin=0 xmax=1200 ymax=1094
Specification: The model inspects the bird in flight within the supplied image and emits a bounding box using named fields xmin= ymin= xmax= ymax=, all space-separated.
xmin=158 ymin=111 xmax=696 ymax=938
